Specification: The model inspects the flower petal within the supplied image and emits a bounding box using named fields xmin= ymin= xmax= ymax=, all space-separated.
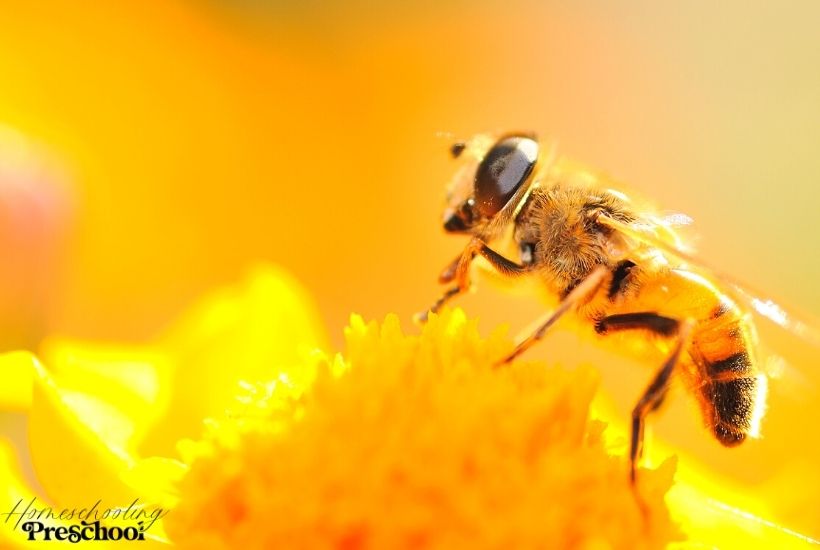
xmin=166 ymin=309 xmax=681 ymax=548
xmin=120 ymin=457 xmax=186 ymax=510
xmin=0 ymin=438 xmax=75 ymax=548
xmin=141 ymin=264 xmax=326 ymax=457
xmin=0 ymin=354 xmax=172 ymax=546
xmin=0 ymin=352 xmax=37 ymax=410
xmin=591 ymin=393 xmax=818 ymax=548
xmin=0 ymin=438 xmax=173 ymax=548
xmin=38 ymin=340 xmax=172 ymax=450
xmin=668 ymin=483 xmax=820 ymax=549
xmin=27 ymin=355 xmax=140 ymax=508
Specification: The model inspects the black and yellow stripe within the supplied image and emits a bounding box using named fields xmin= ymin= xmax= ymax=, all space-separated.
xmin=693 ymin=297 xmax=761 ymax=446
xmin=590 ymin=263 xmax=765 ymax=449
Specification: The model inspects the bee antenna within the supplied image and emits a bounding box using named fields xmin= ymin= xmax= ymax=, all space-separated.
xmin=450 ymin=142 xmax=466 ymax=158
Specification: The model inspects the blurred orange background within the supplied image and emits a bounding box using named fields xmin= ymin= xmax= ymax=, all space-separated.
xmin=2 ymin=0 xmax=820 ymax=538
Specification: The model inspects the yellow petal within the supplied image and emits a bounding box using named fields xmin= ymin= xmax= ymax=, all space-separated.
xmin=0 ymin=438 xmax=81 ymax=548
xmin=142 ymin=264 xmax=326 ymax=457
xmin=592 ymin=393 xmax=818 ymax=548
xmin=0 ymin=438 xmax=171 ymax=548
xmin=38 ymin=340 xmax=172 ymax=450
xmin=116 ymin=457 xmax=187 ymax=543
xmin=669 ymin=484 xmax=820 ymax=549
xmin=27 ymin=355 xmax=139 ymax=508
xmin=0 ymin=353 xmax=172 ymax=546
xmin=0 ymin=352 xmax=38 ymax=410
xmin=120 ymin=457 xmax=186 ymax=510
xmin=166 ymin=309 xmax=681 ymax=548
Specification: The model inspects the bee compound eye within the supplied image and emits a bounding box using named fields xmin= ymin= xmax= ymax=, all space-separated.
xmin=474 ymin=136 xmax=539 ymax=218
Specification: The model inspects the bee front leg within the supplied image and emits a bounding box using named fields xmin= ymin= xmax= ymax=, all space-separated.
xmin=498 ymin=265 xmax=609 ymax=365
xmin=415 ymin=286 xmax=463 ymax=323
xmin=451 ymin=237 xmax=530 ymax=287
xmin=417 ymin=238 xmax=529 ymax=323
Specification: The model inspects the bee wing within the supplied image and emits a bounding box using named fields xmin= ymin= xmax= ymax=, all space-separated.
xmin=598 ymin=214 xmax=820 ymax=350
xmin=658 ymin=211 xmax=694 ymax=227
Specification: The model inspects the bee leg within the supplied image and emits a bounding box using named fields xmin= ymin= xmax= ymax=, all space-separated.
xmin=415 ymin=286 xmax=462 ymax=323
xmin=627 ymin=318 xmax=695 ymax=484
xmin=595 ymin=312 xmax=680 ymax=338
xmin=499 ymin=265 xmax=609 ymax=365
xmin=473 ymin=243 xmax=530 ymax=278
xmin=437 ymin=254 xmax=462 ymax=284
xmin=418 ymin=240 xmax=529 ymax=323
xmin=451 ymin=237 xmax=529 ymax=287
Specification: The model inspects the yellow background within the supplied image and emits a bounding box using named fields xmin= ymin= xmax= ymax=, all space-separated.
xmin=1 ymin=0 xmax=820 ymax=538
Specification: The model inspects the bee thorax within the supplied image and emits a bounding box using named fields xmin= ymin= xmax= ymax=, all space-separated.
xmin=514 ymin=186 xmax=631 ymax=291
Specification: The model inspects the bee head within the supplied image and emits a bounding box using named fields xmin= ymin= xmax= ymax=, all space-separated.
xmin=443 ymin=134 xmax=539 ymax=234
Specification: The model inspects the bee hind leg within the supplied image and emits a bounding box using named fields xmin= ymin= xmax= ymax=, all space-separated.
xmin=627 ymin=318 xmax=695 ymax=484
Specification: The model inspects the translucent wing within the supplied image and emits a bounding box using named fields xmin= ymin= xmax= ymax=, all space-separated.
xmin=598 ymin=214 xmax=820 ymax=350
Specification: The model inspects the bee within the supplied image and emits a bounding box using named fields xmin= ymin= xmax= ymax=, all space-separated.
xmin=419 ymin=131 xmax=783 ymax=483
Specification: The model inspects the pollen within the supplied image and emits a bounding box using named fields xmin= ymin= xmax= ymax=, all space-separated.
xmin=165 ymin=309 xmax=681 ymax=549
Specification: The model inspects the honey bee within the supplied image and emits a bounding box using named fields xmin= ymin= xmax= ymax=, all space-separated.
xmin=419 ymin=132 xmax=789 ymax=483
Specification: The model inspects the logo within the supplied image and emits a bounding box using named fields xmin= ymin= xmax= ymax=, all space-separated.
xmin=1 ymin=497 xmax=168 ymax=543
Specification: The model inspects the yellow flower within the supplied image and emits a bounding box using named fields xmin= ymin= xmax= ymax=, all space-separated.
xmin=0 ymin=265 xmax=815 ymax=548
xmin=0 ymin=265 xmax=325 ymax=547
xmin=165 ymin=310 xmax=679 ymax=549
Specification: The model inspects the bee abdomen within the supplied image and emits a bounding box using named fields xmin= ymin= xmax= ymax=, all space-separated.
xmin=702 ymin=375 xmax=761 ymax=446
xmin=705 ymin=351 xmax=752 ymax=377
xmin=693 ymin=309 xmax=764 ymax=446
